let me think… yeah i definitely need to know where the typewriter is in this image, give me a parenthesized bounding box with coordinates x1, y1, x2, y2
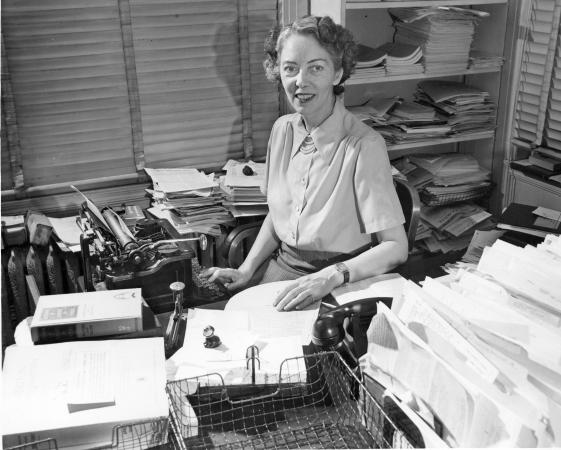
(74, 187, 213, 314)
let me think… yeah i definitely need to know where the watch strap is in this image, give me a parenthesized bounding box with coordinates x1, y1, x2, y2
(334, 262, 350, 284)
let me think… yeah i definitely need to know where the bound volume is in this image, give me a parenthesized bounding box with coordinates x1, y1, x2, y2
(30, 288, 143, 344)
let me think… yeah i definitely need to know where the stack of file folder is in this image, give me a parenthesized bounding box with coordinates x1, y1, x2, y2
(416, 80, 497, 134)
(361, 235, 561, 447)
(389, 7, 485, 73)
(364, 99, 451, 145)
(144, 168, 233, 236)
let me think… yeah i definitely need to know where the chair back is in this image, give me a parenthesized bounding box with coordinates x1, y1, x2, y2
(393, 177, 421, 252)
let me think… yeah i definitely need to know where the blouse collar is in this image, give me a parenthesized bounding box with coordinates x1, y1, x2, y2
(290, 97, 347, 163)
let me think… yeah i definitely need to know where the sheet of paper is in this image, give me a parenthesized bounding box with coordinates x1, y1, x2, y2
(225, 281, 320, 344)
(394, 280, 500, 383)
(48, 216, 82, 245)
(533, 206, 561, 222)
(383, 390, 449, 448)
(462, 229, 505, 264)
(67, 350, 115, 412)
(223, 161, 266, 188)
(331, 273, 405, 305)
(144, 168, 217, 193)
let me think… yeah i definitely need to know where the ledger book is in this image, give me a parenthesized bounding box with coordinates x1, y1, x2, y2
(30, 288, 143, 344)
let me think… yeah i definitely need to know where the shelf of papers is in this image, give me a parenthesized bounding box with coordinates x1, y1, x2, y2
(348, 67, 501, 85)
(345, 0, 507, 9)
(387, 129, 495, 158)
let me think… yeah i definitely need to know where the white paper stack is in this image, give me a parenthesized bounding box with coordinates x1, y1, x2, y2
(389, 7, 483, 73)
(2, 337, 169, 450)
(144, 167, 233, 235)
(361, 235, 561, 447)
(220, 160, 268, 218)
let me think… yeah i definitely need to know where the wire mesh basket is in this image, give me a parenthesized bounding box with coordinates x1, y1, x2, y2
(419, 183, 493, 206)
(167, 351, 413, 449)
(3, 418, 170, 450)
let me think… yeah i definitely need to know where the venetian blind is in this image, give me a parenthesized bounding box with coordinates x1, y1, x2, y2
(129, 0, 278, 169)
(1, 0, 137, 188)
(1, 0, 280, 194)
(544, 32, 561, 150)
(512, 0, 561, 148)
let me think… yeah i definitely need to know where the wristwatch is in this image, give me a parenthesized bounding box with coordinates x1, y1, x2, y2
(334, 262, 350, 285)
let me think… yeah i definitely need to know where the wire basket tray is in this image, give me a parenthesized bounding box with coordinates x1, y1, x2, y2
(4, 418, 170, 450)
(167, 351, 412, 449)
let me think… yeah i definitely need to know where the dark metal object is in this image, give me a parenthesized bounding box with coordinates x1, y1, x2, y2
(203, 325, 221, 348)
(165, 281, 185, 357)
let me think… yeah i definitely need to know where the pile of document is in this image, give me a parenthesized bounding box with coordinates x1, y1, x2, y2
(408, 153, 492, 206)
(468, 50, 505, 71)
(355, 42, 423, 78)
(361, 235, 561, 447)
(416, 80, 497, 134)
(144, 167, 233, 236)
(2, 337, 169, 450)
(363, 98, 452, 145)
(418, 202, 494, 253)
(389, 7, 487, 73)
(354, 43, 386, 79)
(219, 160, 268, 218)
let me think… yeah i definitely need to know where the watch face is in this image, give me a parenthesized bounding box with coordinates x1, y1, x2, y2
(203, 325, 215, 337)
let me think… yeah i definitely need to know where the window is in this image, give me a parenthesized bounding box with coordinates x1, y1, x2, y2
(1, 0, 279, 209)
(511, 0, 561, 151)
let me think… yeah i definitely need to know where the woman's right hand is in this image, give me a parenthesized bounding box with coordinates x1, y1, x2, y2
(198, 266, 252, 292)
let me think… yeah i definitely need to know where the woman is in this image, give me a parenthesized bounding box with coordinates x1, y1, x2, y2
(201, 15, 408, 311)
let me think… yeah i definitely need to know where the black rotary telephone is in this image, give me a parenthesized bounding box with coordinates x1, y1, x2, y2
(311, 297, 392, 371)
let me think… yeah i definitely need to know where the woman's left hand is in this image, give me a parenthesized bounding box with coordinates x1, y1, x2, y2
(273, 270, 340, 311)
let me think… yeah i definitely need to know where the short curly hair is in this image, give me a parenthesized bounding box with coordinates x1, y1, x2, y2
(263, 15, 358, 96)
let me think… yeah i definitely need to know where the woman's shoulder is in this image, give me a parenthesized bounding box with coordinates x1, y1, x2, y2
(342, 111, 386, 151)
(271, 112, 299, 131)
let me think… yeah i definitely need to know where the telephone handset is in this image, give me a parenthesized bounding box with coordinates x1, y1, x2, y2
(311, 297, 392, 371)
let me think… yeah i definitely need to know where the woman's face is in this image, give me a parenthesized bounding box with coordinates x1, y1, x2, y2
(279, 33, 343, 129)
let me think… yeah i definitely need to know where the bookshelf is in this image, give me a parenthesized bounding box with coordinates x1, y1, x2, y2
(310, 0, 515, 214)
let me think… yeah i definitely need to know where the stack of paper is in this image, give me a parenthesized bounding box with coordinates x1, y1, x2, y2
(418, 202, 493, 253)
(361, 235, 561, 447)
(356, 43, 387, 69)
(468, 50, 505, 71)
(389, 7, 484, 73)
(144, 167, 233, 236)
(416, 80, 497, 134)
(220, 160, 268, 218)
(379, 42, 424, 75)
(407, 153, 492, 208)
(348, 96, 402, 124)
(368, 100, 454, 145)
(2, 338, 169, 450)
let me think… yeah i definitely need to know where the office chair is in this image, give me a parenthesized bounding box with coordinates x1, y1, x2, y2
(220, 177, 420, 268)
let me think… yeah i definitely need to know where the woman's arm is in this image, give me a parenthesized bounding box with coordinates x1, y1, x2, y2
(201, 214, 281, 291)
(273, 224, 408, 311)
(237, 213, 280, 277)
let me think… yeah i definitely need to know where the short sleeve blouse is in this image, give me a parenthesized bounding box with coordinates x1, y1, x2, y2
(263, 98, 404, 254)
